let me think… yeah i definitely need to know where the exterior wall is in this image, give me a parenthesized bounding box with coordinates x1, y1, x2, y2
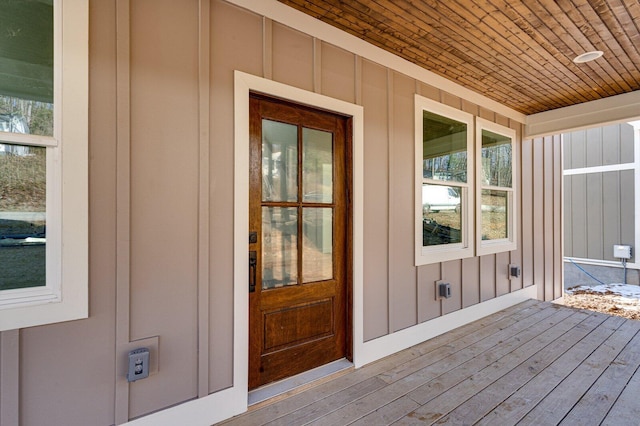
(564, 123, 636, 263)
(521, 134, 564, 302)
(563, 123, 638, 288)
(0, 0, 563, 425)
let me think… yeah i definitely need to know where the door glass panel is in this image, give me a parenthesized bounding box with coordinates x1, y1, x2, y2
(481, 189, 508, 240)
(302, 208, 332, 283)
(0, 143, 46, 290)
(302, 128, 333, 203)
(262, 207, 297, 289)
(262, 120, 297, 202)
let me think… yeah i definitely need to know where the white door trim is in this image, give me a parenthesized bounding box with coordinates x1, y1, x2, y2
(234, 71, 366, 416)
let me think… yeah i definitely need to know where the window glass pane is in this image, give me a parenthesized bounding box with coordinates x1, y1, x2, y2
(0, 0, 54, 137)
(481, 189, 508, 240)
(303, 208, 332, 283)
(262, 120, 297, 202)
(0, 143, 46, 290)
(422, 110, 467, 183)
(262, 207, 297, 289)
(302, 128, 332, 203)
(481, 129, 512, 188)
(422, 184, 462, 246)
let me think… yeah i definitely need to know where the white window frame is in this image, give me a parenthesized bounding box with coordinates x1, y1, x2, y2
(0, 0, 88, 331)
(415, 95, 474, 265)
(475, 118, 517, 256)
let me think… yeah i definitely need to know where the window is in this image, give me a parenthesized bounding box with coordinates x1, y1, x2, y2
(0, 0, 88, 331)
(415, 95, 474, 265)
(476, 118, 517, 255)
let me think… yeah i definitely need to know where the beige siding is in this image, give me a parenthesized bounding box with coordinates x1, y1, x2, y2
(272, 23, 314, 92)
(461, 257, 480, 308)
(417, 263, 441, 322)
(321, 43, 356, 103)
(442, 260, 463, 315)
(1, 1, 564, 424)
(361, 59, 390, 341)
(128, 0, 201, 415)
(480, 255, 496, 302)
(209, 0, 263, 394)
(496, 252, 511, 296)
(522, 135, 563, 302)
(521, 138, 534, 288)
(389, 72, 418, 332)
(510, 121, 524, 292)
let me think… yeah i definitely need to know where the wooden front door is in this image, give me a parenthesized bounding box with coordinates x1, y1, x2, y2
(248, 93, 350, 390)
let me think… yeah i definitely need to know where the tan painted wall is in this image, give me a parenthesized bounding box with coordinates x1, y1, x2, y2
(0, 0, 563, 424)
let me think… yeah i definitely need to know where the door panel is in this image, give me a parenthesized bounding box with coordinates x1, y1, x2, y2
(248, 94, 350, 390)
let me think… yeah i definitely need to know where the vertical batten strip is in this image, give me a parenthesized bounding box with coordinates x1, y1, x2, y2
(354, 56, 362, 106)
(415, 80, 421, 323)
(263, 17, 273, 79)
(512, 121, 523, 292)
(386, 69, 395, 332)
(554, 135, 563, 299)
(198, 0, 211, 399)
(115, 0, 131, 423)
(0, 331, 19, 426)
(313, 38, 321, 93)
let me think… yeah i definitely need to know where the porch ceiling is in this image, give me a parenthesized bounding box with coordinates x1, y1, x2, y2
(277, 0, 640, 115)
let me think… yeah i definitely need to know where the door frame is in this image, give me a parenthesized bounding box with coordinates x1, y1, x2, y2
(233, 71, 365, 402)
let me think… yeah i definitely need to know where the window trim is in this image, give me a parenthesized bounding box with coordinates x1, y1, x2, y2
(415, 95, 475, 265)
(475, 118, 517, 256)
(0, 0, 88, 330)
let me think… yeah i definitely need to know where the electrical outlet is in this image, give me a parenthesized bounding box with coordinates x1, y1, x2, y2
(509, 264, 521, 279)
(127, 348, 150, 382)
(436, 280, 451, 299)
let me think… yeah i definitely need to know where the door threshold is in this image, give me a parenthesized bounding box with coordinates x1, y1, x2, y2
(248, 358, 353, 407)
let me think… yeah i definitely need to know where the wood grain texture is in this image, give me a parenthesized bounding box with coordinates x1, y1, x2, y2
(248, 94, 349, 389)
(277, 0, 640, 114)
(223, 301, 640, 426)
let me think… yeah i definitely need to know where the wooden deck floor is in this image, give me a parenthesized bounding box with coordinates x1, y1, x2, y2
(220, 300, 640, 425)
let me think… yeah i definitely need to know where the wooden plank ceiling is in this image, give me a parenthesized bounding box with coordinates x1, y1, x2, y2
(277, 0, 640, 115)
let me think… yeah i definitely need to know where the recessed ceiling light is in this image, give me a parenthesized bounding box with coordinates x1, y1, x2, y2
(573, 51, 604, 63)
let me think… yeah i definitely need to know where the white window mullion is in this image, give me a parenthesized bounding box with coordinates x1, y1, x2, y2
(476, 118, 517, 256)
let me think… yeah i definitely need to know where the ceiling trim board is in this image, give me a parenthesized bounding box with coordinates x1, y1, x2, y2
(525, 90, 640, 139)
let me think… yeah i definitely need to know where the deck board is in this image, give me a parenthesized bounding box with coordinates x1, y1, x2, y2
(560, 327, 640, 425)
(424, 309, 592, 425)
(310, 305, 562, 425)
(219, 301, 640, 426)
(396, 309, 585, 424)
(517, 318, 640, 425)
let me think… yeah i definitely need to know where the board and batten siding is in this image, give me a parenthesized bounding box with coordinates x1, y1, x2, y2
(0, 0, 562, 425)
(564, 123, 636, 262)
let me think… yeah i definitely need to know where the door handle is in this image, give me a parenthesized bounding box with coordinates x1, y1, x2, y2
(249, 251, 257, 293)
